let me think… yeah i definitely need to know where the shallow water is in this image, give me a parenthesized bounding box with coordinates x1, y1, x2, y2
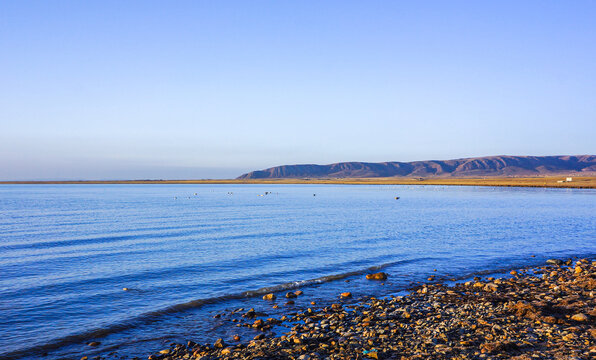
(0, 184, 594, 359)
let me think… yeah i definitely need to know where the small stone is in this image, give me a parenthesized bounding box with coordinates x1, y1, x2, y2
(509, 301, 537, 319)
(510, 270, 518, 276)
(267, 317, 280, 324)
(480, 341, 518, 354)
(159, 349, 170, 354)
(214, 338, 225, 348)
(285, 292, 297, 298)
(252, 319, 264, 328)
(574, 266, 583, 274)
(366, 272, 388, 280)
(285, 300, 295, 306)
(483, 283, 498, 292)
(571, 313, 588, 322)
(341, 292, 352, 299)
(435, 344, 452, 353)
(233, 335, 240, 341)
(262, 293, 276, 300)
(87, 342, 100, 347)
(294, 290, 304, 296)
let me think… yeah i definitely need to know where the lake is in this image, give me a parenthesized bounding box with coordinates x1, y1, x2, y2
(0, 184, 594, 359)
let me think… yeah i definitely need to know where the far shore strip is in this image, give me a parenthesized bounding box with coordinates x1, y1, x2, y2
(1, 176, 595, 189)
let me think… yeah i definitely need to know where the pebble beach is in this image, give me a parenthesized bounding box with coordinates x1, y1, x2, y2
(140, 258, 596, 360)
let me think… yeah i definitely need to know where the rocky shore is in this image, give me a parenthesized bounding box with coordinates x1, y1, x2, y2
(144, 259, 595, 360)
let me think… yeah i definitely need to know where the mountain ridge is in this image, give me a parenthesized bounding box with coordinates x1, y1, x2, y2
(237, 155, 596, 179)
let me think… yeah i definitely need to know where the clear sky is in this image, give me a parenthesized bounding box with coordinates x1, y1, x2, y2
(1, 1, 595, 180)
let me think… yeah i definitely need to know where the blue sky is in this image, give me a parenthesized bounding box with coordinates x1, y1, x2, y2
(1, 1, 595, 180)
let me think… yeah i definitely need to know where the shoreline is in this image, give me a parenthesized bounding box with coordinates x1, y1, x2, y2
(1, 176, 595, 189)
(140, 259, 595, 360)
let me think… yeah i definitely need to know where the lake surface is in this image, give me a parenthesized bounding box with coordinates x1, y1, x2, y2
(0, 184, 594, 359)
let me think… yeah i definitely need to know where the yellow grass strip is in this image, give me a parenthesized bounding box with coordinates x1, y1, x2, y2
(1, 176, 595, 189)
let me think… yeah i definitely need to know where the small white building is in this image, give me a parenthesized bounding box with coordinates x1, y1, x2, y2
(566, 177, 573, 182)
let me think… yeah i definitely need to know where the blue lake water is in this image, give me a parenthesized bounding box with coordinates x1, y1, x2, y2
(0, 184, 594, 359)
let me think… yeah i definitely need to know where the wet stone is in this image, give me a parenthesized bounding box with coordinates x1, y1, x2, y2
(262, 293, 276, 301)
(366, 272, 388, 281)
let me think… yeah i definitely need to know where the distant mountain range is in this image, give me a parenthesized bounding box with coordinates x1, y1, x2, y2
(238, 155, 596, 179)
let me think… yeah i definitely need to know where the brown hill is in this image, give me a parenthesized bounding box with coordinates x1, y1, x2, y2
(237, 155, 596, 179)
